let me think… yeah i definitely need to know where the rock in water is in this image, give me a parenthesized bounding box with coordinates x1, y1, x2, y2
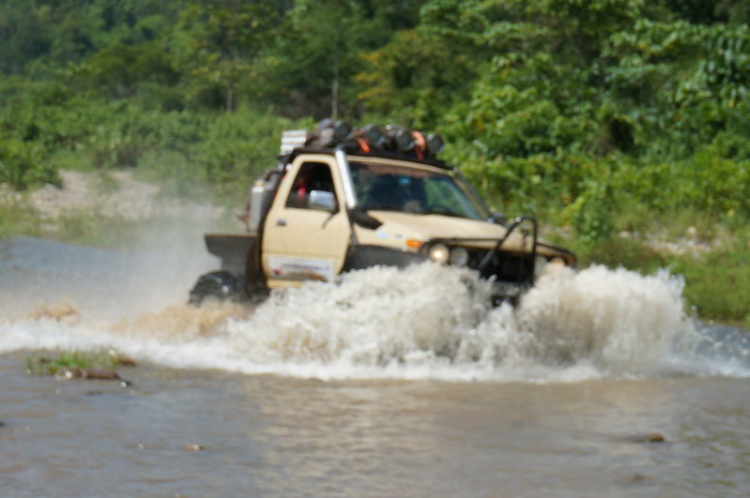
(55, 367, 132, 386)
(625, 473, 647, 483)
(625, 432, 666, 443)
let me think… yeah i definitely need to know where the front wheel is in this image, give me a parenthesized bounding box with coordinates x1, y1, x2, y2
(188, 271, 244, 305)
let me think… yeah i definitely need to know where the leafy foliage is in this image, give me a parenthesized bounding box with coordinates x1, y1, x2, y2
(673, 235, 750, 327)
(26, 349, 122, 376)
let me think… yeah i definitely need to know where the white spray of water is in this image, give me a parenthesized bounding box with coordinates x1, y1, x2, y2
(1, 262, 747, 382)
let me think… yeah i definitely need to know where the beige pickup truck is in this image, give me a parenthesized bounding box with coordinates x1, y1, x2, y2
(189, 121, 576, 305)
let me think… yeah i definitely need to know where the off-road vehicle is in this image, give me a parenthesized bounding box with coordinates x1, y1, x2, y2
(189, 120, 576, 305)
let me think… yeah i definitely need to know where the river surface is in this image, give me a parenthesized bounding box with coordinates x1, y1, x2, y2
(2, 236, 750, 497)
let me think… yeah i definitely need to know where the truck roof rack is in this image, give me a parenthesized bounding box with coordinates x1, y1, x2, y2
(281, 146, 452, 171)
(279, 121, 446, 164)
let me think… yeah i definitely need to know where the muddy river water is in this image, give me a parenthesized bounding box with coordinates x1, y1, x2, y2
(2, 236, 750, 497)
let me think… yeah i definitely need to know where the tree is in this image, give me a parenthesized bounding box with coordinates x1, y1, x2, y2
(170, 0, 279, 113)
(261, 0, 425, 119)
(0, 0, 51, 74)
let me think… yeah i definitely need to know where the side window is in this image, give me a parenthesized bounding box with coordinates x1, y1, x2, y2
(286, 162, 337, 209)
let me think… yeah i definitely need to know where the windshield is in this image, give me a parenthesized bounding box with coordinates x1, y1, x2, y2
(349, 161, 488, 220)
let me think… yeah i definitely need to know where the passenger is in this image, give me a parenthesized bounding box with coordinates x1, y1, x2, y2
(289, 174, 310, 208)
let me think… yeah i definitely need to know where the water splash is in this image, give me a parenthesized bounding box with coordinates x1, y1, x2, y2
(1, 262, 747, 382)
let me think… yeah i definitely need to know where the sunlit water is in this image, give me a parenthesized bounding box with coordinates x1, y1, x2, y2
(2, 236, 750, 496)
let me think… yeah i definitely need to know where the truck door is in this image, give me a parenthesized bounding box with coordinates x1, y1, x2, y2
(261, 155, 352, 287)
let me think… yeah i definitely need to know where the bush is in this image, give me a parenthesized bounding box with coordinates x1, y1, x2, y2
(673, 235, 750, 325)
(0, 139, 59, 190)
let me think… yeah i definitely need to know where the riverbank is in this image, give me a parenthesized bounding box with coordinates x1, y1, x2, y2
(0, 169, 228, 249)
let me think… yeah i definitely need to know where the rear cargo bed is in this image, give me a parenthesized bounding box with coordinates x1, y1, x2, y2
(204, 233, 256, 275)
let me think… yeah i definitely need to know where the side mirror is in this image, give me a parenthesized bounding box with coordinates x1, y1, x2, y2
(309, 190, 337, 212)
(489, 211, 506, 225)
(349, 208, 383, 230)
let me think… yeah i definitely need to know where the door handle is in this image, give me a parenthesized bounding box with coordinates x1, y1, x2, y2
(276, 219, 287, 227)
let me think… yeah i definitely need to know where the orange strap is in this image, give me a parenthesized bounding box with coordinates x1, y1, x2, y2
(356, 136, 371, 153)
(412, 131, 426, 160)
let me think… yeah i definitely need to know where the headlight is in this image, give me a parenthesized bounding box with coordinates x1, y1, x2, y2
(386, 125, 416, 151)
(334, 120, 353, 141)
(428, 243, 450, 264)
(426, 133, 445, 155)
(362, 124, 385, 148)
(550, 256, 566, 266)
(449, 246, 469, 266)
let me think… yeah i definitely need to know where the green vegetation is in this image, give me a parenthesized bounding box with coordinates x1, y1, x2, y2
(1, 0, 750, 324)
(0, 200, 42, 239)
(674, 237, 750, 326)
(25, 349, 124, 376)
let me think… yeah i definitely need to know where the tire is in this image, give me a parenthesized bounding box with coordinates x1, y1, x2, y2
(188, 271, 244, 305)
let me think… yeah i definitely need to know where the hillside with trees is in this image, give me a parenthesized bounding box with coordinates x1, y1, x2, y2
(1, 0, 749, 323)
